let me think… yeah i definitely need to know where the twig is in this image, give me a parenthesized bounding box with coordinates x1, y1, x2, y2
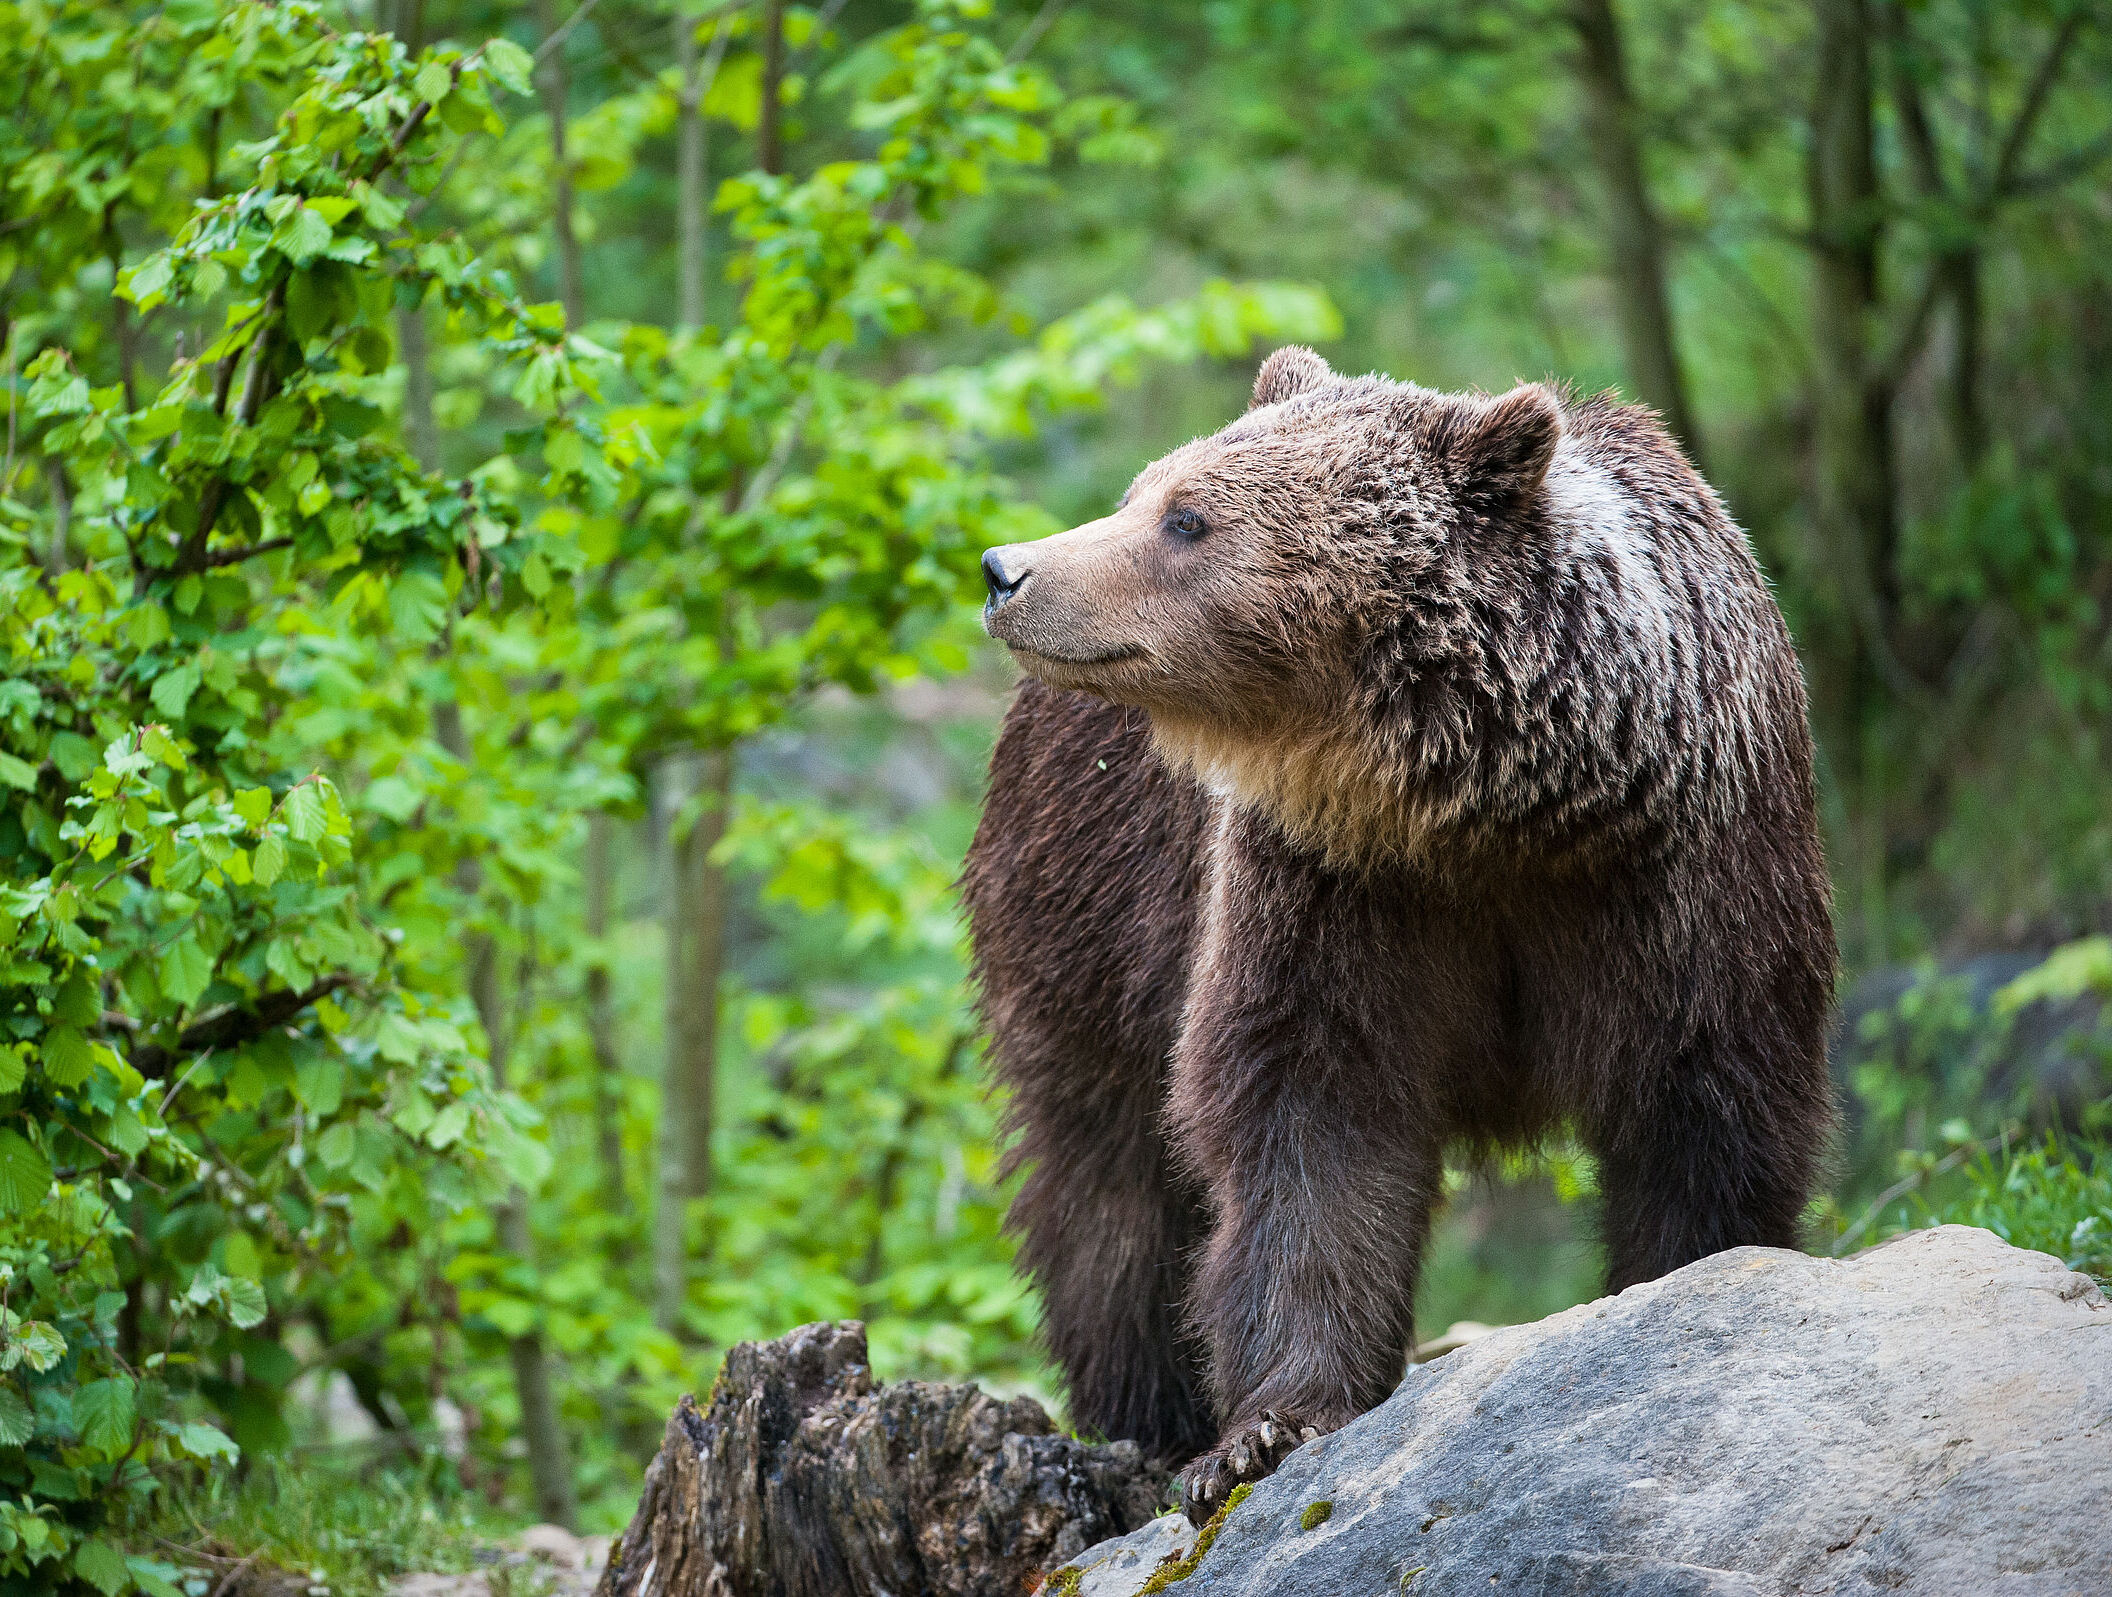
(3, 319, 16, 491)
(1876, 263, 1945, 390)
(536, 0, 605, 64)
(1831, 1137, 1993, 1257)
(157, 1048, 215, 1119)
(1986, 11, 2085, 202)
(737, 343, 842, 514)
(1006, 0, 1068, 63)
(201, 537, 294, 568)
(375, 43, 490, 182)
(208, 1549, 261, 1597)
(131, 975, 355, 1078)
(403, 133, 478, 224)
(2009, 124, 2112, 198)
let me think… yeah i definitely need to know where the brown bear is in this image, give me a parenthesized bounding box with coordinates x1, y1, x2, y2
(962, 347, 1836, 1522)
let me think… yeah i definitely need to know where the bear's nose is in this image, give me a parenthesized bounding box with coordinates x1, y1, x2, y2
(982, 547, 1028, 609)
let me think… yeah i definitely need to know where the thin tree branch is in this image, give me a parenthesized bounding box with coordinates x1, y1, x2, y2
(1831, 1134, 2001, 1256)
(130, 975, 356, 1079)
(2005, 122, 2112, 199)
(1877, 0, 1946, 199)
(201, 537, 293, 568)
(1006, 0, 1068, 63)
(374, 43, 490, 183)
(535, 0, 604, 64)
(402, 133, 478, 224)
(1875, 262, 1945, 390)
(1985, 10, 2085, 202)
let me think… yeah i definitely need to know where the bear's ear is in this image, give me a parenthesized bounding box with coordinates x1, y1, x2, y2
(1250, 346, 1333, 410)
(1451, 383, 1563, 506)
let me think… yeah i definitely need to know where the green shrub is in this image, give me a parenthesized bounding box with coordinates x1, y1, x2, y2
(1929, 1138, 2112, 1285)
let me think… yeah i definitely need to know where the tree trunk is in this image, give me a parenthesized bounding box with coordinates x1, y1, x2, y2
(398, 299, 438, 470)
(434, 701, 579, 1531)
(757, 0, 786, 177)
(594, 1322, 1163, 1597)
(1939, 247, 1986, 469)
(45, 459, 71, 574)
(392, 0, 439, 474)
(676, 11, 707, 331)
(537, 0, 586, 326)
(1565, 0, 1705, 467)
(1806, 0, 1897, 965)
(586, 810, 630, 1229)
(652, 750, 733, 1335)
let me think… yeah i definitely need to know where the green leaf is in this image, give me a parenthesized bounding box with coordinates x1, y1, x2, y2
(129, 1559, 187, 1597)
(48, 733, 97, 781)
(482, 1295, 537, 1338)
(0, 1386, 32, 1446)
(314, 1121, 356, 1170)
(252, 833, 287, 887)
(149, 663, 201, 719)
(174, 1421, 239, 1463)
(284, 783, 326, 844)
(264, 936, 311, 992)
(274, 205, 334, 266)
(41, 1026, 94, 1088)
(483, 37, 534, 95)
(72, 1379, 134, 1453)
(1995, 937, 2112, 1013)
(159, 936, 214, 1008)
(120, 254, 174, 307)
(426, 1100, 471, 1149)
(294, 1056, 344, 1116)
(234, 787, 273, 829)
(0, 1132, 52, 1214)
(73, 1537, 129, 1597)
(139, 724, 187, 769)
(414, 59, 453, 106)
(219, 1276, 268, 1330)
(0, 752, 37, 791)
(9, 1322, 65, 1374)
(361, 775, 421, 822)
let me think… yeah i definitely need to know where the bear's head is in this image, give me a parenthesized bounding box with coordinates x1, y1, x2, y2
(980, 347, 1568, 856)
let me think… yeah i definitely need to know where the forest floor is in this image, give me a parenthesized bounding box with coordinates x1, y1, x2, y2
(148, 1458, 607, 1597)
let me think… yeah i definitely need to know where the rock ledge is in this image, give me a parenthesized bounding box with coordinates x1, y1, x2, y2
(1058, 1226, 2112, 1597)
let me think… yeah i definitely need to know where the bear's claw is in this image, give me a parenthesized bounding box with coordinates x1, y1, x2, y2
(1178, 1411, 1318, 1525)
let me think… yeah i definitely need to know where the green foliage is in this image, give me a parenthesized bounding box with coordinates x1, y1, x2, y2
(148, 1450, 502, 1597)
(702, 798, 1034, 1380)
(0, 2, 589, 1581)
(1, 0, 1333, 1568)
(1823, 938, 2112, 1256)
(4, 0, 2106, 1570)
(1930, 1139, 2112, 1286)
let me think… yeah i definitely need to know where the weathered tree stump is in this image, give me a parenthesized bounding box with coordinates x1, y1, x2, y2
(595, 1321, 1166, 1597)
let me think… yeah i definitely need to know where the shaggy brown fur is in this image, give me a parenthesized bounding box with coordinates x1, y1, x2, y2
(962, 348, 1836, 1523)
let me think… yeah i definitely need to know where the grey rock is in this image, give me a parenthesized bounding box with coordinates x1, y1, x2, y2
(1064, 1514, 1190, 1596)
(1053, 1227, 2112, 1597)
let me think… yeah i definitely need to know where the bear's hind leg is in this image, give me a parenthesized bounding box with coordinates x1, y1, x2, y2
(1008, 1113, 1215, 1463)
(1591, 1031, 1828, 1292)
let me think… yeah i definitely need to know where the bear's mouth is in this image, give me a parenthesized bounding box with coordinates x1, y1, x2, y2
(1004, 642, 1145, 669)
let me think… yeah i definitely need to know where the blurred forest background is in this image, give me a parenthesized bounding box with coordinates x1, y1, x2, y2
(3, 0, 2111, 1589)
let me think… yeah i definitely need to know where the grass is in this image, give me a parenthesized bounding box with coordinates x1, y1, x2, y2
(138, 1449, 526, 1597)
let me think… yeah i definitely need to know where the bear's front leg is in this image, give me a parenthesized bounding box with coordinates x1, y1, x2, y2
(1165, 808, 1448, 1524)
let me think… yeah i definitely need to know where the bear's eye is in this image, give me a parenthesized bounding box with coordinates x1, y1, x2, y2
(1164, 507, 1209, 541)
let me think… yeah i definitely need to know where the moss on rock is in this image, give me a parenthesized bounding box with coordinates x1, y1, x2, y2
(1136, 1483, 1253, 1593)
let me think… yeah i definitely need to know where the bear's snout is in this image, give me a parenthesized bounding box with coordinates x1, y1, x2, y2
(982, 546, 1029, 612)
